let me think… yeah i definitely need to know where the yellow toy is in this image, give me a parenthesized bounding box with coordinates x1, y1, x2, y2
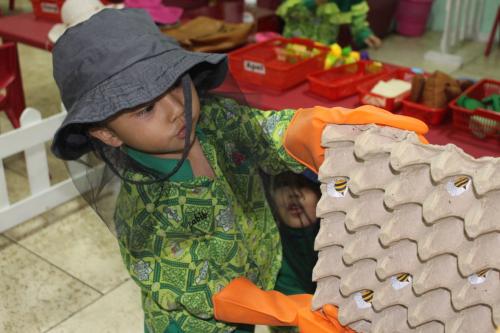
(275, 42, 322, 64)
(324, 43, 361, 70)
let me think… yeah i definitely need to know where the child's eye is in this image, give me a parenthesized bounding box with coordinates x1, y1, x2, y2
(136, 103, 155, 117)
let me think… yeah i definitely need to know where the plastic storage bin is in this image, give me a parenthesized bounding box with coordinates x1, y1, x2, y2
(401, 96, 449, 125)
(449, 79, 500, 139)
(228, 37, 328, 92)
(357, 68, 419, 112)
(31, 0, 64, 22)
(307, 61, 387, 101)
(396, 0, 434, 37)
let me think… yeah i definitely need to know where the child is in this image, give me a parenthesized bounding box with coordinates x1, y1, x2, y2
(277, 0, 382, 48)
(51, 8, 428, 333)
(263, 171, 321, 296)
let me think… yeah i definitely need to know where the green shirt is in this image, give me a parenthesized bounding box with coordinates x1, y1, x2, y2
(115, 97, 304, 333)
(277, 0, 373, 46)
(275, 223, 319, 296)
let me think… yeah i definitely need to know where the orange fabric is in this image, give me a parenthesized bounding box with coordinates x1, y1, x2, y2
(213, 277, 354, 332)
(283, 105, 430, 173)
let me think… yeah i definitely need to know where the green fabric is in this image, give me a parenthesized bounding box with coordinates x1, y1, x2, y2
(350, 1, 373, 47)
(127, 147, 194, 182)
(271, 224, 319, 333)
(275, 224, 319, 296)
(302, 0, 316, 10)
(275, 256, 308, 296)
(144, 321, 254, 333)
(116, 96, 304, 333)
(277, 0, 373, 46)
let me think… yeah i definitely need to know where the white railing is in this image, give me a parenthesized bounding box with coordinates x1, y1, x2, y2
(425, 0, 485, 71)
(440, 0, 484, 53)
(0, 108, 79, 233)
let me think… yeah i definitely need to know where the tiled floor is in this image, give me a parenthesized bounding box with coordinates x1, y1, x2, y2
(1, 1, 499, 332)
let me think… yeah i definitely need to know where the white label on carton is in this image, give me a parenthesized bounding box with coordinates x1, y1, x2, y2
(244, 60, 266, 75)
(390, 274, 412, 290)
(446, 176, 471, 197)
(353, 291, 372, 309)
(327, 177, 349, 198)
(41, 3, 59, 13)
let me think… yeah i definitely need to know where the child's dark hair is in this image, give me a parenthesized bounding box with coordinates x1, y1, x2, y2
(270, 171, 321, 199)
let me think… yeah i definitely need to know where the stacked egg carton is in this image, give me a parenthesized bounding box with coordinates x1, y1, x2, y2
(312, 124, 500, 333)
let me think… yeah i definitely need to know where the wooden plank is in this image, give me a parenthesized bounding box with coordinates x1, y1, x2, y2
(0, 161, 9, 209)
(21, 108, 51, 194)
(0, 109, 65, 159)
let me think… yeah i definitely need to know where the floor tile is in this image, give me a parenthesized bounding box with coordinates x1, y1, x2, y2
(0, 235, 12, 251)
(370, 32, 490, 74)
(0, 243, 100, 333)
(0, 112, 15, 134)
(3, 197, 87, 242)
(17, 43, 61, 118)
(4, 167, 29, 204)
(452, 48, 500, 80)
(46, 279, 143, 333)
(3, 152, 26, 177)
(42, 196, 89, 226)
(16, 205, 130, 294)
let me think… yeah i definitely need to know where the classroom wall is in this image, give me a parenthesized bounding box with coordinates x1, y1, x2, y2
(427, 0, 500, 41)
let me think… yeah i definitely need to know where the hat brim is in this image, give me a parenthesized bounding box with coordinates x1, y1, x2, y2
(52, 49, 227, 160)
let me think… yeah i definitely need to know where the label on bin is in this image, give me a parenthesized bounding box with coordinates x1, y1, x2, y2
(244, 61, 266, 75)
(41, 3, 59, 13)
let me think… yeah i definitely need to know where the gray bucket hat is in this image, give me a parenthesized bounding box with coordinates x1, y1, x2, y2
(51, 8, 227, 160)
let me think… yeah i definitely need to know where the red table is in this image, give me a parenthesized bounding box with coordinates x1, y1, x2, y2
(0, 13, 54, 50)
(234, 81, 500, 159)
(1, 13, 498, 158)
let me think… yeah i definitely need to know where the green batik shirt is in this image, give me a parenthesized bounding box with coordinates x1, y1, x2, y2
(115, 96, 305, 333)
(277, 0, 373, 46)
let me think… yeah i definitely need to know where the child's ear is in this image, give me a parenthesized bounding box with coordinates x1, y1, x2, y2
(88, 127, 123, 147)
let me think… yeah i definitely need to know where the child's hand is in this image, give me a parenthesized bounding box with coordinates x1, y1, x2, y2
(213, 277, 355, 332)
(364, 35, 382, 48)
(283, 105, 429, 173)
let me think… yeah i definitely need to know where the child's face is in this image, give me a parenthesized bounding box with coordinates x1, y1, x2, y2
(89, 81, 200, 158)
(272, 186, 319, 228)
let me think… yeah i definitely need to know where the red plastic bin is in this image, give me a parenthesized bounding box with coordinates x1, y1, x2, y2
(31, 0, 64, 22)
(401, 96, 449, 126)
(307, 61, 387, 101)
(449, 79, 500, 139)
(228, 37, 329, 92)
(357, 68, 420, 112)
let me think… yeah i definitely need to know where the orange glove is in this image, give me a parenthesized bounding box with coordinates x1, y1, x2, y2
(213, 277, 355, 333)
(283, 105, 429, 173)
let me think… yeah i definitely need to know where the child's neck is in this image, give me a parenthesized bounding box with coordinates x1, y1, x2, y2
(151, 138, 214, 179)
(187, 138, 215, 179)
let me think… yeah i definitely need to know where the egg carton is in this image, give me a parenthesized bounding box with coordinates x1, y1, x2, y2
(312, 124, 500, 332)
